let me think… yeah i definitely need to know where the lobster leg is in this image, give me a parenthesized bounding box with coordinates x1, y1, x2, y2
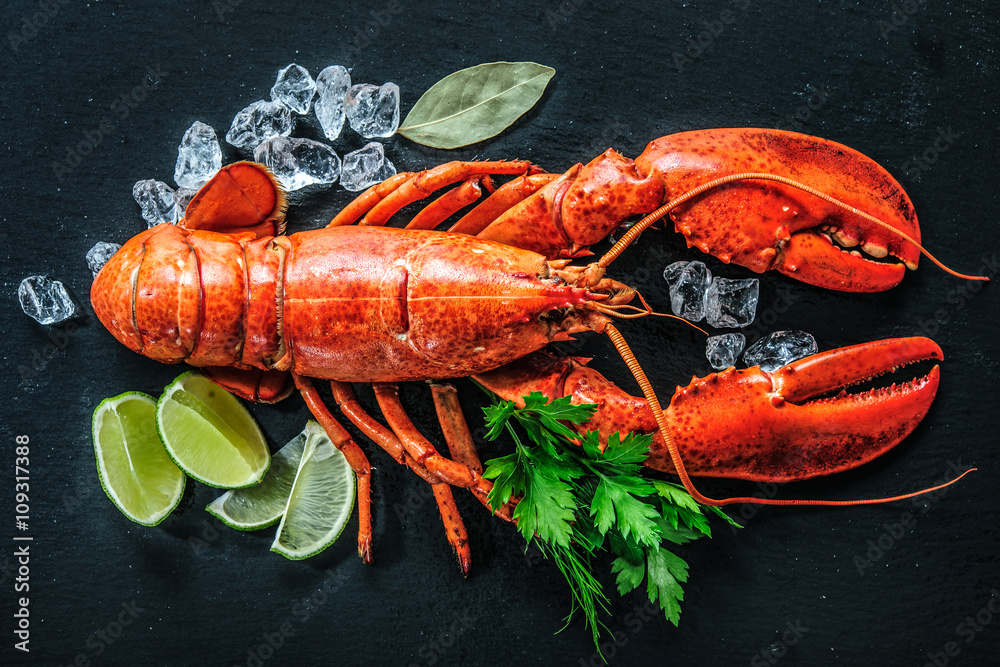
(293, 374, 374, 563)
(372, 383, 476, 575)
(330, 381, 513, 521)
(404, 177, 492, 230)
(447, 173, 560, 236)
(327, 161, 537, 228)
(429, 384, 485, 475)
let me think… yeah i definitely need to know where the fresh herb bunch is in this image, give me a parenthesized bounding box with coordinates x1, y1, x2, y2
(482, 391, 739, 651)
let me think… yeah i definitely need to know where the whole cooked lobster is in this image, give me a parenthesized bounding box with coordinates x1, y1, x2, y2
(91, 128, 978, 573)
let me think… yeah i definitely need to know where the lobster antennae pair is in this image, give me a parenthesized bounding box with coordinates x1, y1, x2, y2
(590, 289, 709, 335)
(597, 172, 989, 283)
(603, 322, 976, 508)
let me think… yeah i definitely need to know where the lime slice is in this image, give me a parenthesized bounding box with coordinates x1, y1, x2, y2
(93, 392, 185, 526)
(271, 421, 356, 560)
(156, 371, 269, 488)
(206, 425, 310, 531)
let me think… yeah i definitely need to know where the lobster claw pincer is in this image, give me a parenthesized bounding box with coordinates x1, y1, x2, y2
(663, 337, 942, 482)
(475, 337, 943, 484)
(633, 129, 922, 292)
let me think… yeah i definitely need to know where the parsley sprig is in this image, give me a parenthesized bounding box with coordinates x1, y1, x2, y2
(482, 391, 739, 652)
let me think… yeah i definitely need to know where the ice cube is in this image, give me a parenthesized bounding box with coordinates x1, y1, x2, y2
(705, 277, 759, 328)
(173, 187, 198, 219)
(663, 260, 712, 321)
(86, 242, 121, 277)
(270, 64, 316, 115)
(19, 276, 77, 325)
(743, 330, 818, 372)
(340, 142, 396, 192)
(705, 333, 746, 370)
(345, 83, 400, 138)
(225, 100, 294, 150)
(174, 121, 222, 189)
(133, 179, 178, 226)
(314, 65, 351, 141)
(254, 136, 341, 191)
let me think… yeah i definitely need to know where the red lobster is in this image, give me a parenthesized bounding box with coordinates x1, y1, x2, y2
(91, 128, 979, 573)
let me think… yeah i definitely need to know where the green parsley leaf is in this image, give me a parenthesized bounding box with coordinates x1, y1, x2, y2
(480, 391, 736, 653)
(646, 545, 689, 626)
(591, 480, 661, 546)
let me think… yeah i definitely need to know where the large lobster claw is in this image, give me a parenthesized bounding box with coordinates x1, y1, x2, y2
(475, 337, 942, 483)
(634, 129, 921, 292)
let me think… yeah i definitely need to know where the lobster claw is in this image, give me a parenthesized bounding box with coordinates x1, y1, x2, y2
(663, 337, 942, 482)
(475, 337, 942, 484)
(634, 129, 921, 292)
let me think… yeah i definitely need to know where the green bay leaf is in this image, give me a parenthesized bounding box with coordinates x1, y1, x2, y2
(398, 61, 555, 149)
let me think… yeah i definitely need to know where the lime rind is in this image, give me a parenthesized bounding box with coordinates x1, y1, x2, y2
(155, 371, 270, 489)
(207, 426, 310, 531)
(271, 421, 356, 560)
(93, 391, 186, 526)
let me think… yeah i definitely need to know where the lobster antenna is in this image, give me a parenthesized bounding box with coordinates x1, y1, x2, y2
(590, 289, 709, 335)
(603, 322, 976, 508)
(597, 173, 989, 282)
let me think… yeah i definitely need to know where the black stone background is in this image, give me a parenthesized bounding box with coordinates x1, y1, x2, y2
(1, 1, 998, 665)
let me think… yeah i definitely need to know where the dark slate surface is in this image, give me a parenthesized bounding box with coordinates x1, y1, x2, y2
(1, 1, 998, 665)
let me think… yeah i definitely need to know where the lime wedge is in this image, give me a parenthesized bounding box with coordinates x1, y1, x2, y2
(93, 392, 185, 526)
(271, 421, 356, 560)
(156, 371, 269, 488)
(206, 424, 310, 531)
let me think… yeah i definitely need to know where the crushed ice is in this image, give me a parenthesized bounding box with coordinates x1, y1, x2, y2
(345, 83, 400, 138)
(19, 276, 77, 325)
(340, 142, 396, 192)
(743, 330, 818, 372)
(86, 242, 121, 277)
(270, 64, 317, 115)
(706, 333, 746, 370)
(254, 136, 341, 191)
(174, 121, 222, 189)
